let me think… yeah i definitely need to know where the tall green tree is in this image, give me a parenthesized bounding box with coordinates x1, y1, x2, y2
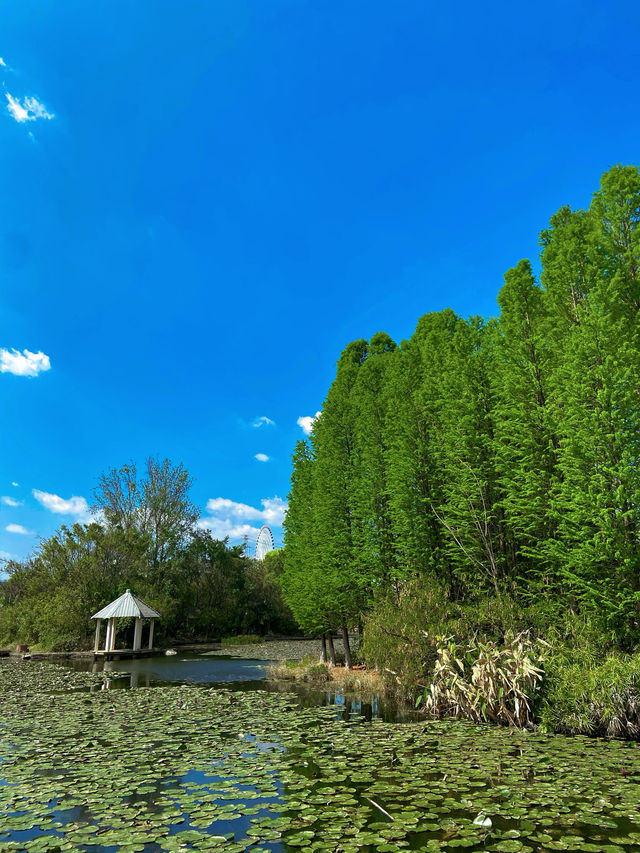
(351, 331, 399, 590)
(281, 440, 326, 634)
(312, 340, 370, 656)
(494, 260, 558, 587)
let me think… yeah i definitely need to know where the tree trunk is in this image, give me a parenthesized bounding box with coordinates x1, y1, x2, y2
(327, 633, 337, 667)
(320, 633, 327, 663)
(342, 624, 353, 670)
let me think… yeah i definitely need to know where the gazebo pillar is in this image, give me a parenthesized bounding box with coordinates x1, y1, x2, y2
(106, 617, 117, 652)
(148, 618, 155, 649)
(133, 617, 143, 651)
(94, 619, 102, 653)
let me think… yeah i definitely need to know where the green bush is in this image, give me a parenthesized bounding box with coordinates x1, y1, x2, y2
(537, 647, 640, 737)
(305, 663, 330, 684)
(221, 634, 262, 646)
(361, 579, 451, 698)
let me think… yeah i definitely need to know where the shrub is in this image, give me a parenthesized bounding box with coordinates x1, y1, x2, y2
(537, 647, 640, 737)
(221, 634, 262, 645)
(267, 660, 331, 685)
(361, 579, 451, 698)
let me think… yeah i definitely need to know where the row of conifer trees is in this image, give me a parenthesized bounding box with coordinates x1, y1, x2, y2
(281, 165, 640, 651)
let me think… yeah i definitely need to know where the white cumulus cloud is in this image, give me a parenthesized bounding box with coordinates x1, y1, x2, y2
(198, 495, 287, 543)
(252, 416, 275, 428)
(6, 93, 54, 123)
(297, 411, 321, 436)
(11, 482, 19, 487)
(33, 490, 88, 516)
(6, 523, 30, 535)
(32, 489, 102, 524)
(0, 348, 51, 377)
(254, 453, 269, 463)
(1, 496, 23, 507)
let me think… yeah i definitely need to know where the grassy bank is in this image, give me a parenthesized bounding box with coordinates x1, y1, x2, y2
(268, 658, 384, 694)
(264, 622, 640, 739)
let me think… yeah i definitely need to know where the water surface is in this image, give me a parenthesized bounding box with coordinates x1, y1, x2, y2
(62, 652, 410, 722)
(3, 656, 640, 852)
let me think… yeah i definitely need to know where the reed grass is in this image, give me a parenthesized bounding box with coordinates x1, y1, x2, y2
(418, 631, 545, 728)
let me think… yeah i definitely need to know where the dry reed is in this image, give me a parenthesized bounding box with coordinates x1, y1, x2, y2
(420, 631, 544, 728)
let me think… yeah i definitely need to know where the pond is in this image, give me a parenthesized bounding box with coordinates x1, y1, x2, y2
(1, 656, 640, 852)
(62, 652, 409, 724)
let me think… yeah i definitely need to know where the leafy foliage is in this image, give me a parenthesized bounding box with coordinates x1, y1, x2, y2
(420, 632, 545, 728)
(0, 460, 296, 649)
(283, 164, 640, 651)
(281, 165, 640, 729)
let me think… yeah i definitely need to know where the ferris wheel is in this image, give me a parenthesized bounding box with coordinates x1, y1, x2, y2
(255, 525, 275, 560)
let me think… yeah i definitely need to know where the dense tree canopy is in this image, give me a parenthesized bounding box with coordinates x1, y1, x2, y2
(281, 165, 640, 648)
(0, 459, 296, 650)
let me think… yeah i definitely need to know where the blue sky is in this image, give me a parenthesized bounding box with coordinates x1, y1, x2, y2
(2, 0, 640, 563)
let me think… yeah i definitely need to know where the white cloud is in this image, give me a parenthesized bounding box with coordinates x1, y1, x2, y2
(196, 518, 262, 540)
(204, 497, 263, 521)
(297, 411, 321, 436)
(6, 523, 30, 535)
(198, 495, 287, 543)
(11, 482, 19, 487)
(6, 93, 54, 123)
(31, 489, 103, 525)
(0, 550, 15, 561)
(0, 58, 6, 67)
(0, 348, 51, 377)
(252, 416, 275, 428)
(260, 497, 287, 526)
(1, 496, 23, 507)
(254, 453, 269, 463)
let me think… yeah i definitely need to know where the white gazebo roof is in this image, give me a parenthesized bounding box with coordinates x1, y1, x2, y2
(91, 589, 160, 620)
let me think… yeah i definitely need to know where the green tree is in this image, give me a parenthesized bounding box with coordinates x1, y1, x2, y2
(312, 339, 370, 664)
(0, 523, 148, 650)
(93, 457, 199, 572)
(350, 331, 399, 590)
(494, 259, 558, 588)
(281, 440, 326, 634)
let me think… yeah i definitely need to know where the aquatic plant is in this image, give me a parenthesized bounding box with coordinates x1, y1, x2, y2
(419, 631, 544, 728)
(4, 658, 640, 851)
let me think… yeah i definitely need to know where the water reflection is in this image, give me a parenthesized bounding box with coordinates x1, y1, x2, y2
(84, 653, 269, 685)
(62, 653, 415, 722)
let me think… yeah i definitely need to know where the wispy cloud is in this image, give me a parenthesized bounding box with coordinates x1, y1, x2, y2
(252, 416, 275, 428)
(11, 482, 19, 487)
(32, 489, 102, 525)
(0, 348, 51, 377)
(5, 523, 31, 535)
(6, 93, 54, 123)
(297, 411, 321, 436)
(1, 496, 23, 507)
(198, 496, 287, 542)
(0, 58, 6, 68)
(254, 453, 270, 463)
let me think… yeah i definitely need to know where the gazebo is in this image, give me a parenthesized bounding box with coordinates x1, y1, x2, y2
(91, 589, 160, 655)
